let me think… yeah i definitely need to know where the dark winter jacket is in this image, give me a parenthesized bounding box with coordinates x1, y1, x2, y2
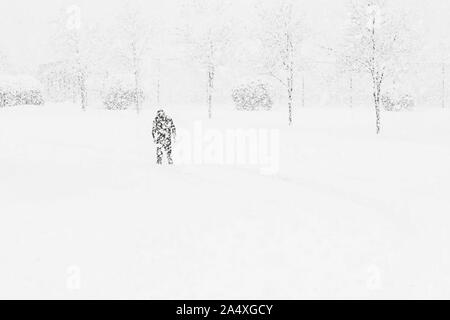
(152, 111, 176, 145)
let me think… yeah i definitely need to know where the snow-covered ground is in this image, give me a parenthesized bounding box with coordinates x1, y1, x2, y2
(1, 103, 450, 299)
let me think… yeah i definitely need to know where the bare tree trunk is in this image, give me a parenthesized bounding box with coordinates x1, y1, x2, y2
(75, 51, 86, 110)
(286, 32, 294, 126)
(373, 81, 382, 135)
(156, 58, 161, 106)
(288, 88, 293, 125)
(75, 39, 87, 111)
(79, 69, 87, 111)
(370, 15, 381, 134)
(134, 69, 140, 114)
(156, 79, 160, 106)
(207, 65, 214, 119)
(375, 100, 381, 134)
(131, 41, 140, 114)
(81, 80, 87, 111)
(287, 69, 294, 126)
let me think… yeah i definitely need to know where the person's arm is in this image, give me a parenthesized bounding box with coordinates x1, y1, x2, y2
(152, 119, 157, 141)
(171, 119, 176, 141)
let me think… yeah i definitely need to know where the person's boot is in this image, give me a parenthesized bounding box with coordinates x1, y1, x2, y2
(167, 152, 173, 165)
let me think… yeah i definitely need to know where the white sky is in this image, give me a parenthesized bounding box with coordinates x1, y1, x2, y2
(1, 0, 450, 71)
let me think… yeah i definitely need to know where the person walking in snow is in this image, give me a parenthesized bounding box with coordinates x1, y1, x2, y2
(152, 109, 176, 165)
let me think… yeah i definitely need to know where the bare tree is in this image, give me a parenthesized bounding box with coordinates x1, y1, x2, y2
(181, 0, 232, 119)
(52, 5, 97, 111)
(150, 19, 168, 107)
(330, 49, 359, 109)
(115, 4, 152, 114)
(258, 0, 306, 126)
(437, 42, 450, 109)
(342, 0, 411, 134)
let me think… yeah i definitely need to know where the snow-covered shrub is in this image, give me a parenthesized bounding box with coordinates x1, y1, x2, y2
(15, 90, 45, 106)
(0, 75, 44, 108)
(103, 87, 144, 110)
(232, 81, 273, 111)
(381, 94, 414, 112)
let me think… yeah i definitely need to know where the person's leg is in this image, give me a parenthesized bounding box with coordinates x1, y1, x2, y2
(156, 146, 163, 164)
(166, 146, 173, 165)
(162, 140, 172, 165)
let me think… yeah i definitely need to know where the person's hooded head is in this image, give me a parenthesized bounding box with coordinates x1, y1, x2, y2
(156, 109, 165, 118)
